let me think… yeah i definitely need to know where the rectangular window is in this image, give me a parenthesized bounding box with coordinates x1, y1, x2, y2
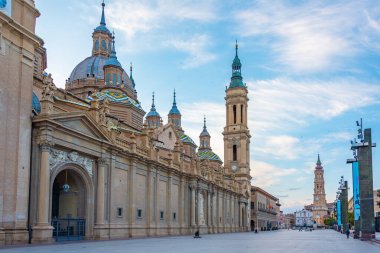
(113, 74, 117, 85)
(137, 209, 142, 219)
(117, 208, 123, 217)
(173, 212, 176, 221)
(160, 211, 164, 220)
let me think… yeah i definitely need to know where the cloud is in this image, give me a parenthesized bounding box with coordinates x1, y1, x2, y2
(234, 0, 380, 72)
(251, 160, 297, 188)
(288, 187, 301, 191)
(164, 34, 217, 68)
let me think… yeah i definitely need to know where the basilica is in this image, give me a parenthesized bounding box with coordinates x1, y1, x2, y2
(0, 1, 251, 244)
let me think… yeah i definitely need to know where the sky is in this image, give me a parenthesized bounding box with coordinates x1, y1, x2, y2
(35, 0, 380, 213)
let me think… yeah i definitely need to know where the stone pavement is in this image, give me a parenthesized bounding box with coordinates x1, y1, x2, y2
(1, 229, 379, 253)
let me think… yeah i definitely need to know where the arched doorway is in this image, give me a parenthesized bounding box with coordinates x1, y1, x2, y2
(51, 166, 91, 241)
(251, 220, 255, 231)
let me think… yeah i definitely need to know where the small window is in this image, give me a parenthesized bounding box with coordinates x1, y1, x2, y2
(233, 105, 237, 124)
(169, 132, 172, 139)
(173, 212, 176, 221)
(241, 104, 243, 123)
(117, 208, 123, 217)
(233, 145, 237, 161)
(101, 39, 106, 50)
(160, 211, 164, 220)
(137, 209, 142, 219)
(95, 40, 99, 50)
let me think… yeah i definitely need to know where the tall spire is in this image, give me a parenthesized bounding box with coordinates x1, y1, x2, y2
(104, 32, 122, 68)
(151, 92, 156, 110)
(94, 1, 111, 35)
(235, 40, 238, 57)
(169, 89, 181, 115)
(229, 40, 244, 89)
(129, 62, 136, 88)
(100, 1, 106, 26)
(316, 154, 323, 169)
(200, 115, 210, 137)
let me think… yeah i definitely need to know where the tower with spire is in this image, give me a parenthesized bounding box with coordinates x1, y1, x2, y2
(312, 154, 328, 226)
(103, 33, 123, 87)
(92, 1, 113, 57)
(145, 92, 161, 129)
(168, 90, 181, 129)
(199, 116, 211, 150)
(222, 41, 251, 230)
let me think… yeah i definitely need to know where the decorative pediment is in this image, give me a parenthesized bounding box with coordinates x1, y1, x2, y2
(51, 113, 111, 142)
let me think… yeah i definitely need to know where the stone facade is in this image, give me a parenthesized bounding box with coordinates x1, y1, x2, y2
(295, 209, 313, 227)
(250, 186, 279, 231)
(0, 1, 251, 245)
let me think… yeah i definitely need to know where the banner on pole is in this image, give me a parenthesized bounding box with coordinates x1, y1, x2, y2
(352, 161, 360, 221)
(337, 199, 341, 226)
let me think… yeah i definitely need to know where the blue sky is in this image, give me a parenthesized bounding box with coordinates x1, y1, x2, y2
(35, 0, 380, 212)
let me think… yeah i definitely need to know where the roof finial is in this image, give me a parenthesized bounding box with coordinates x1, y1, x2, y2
(235, 40, 238, 57)
(203, 115, 207, 130)
(130, 62, 133, 77)
(173, 89, 177, 105)
(317, 154, 322, 166)
(100, 0, 106, 26)
(152, 92, 155, 109)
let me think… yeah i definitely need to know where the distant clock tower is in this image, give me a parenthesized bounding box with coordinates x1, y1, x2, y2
(312, 154, 328, 226)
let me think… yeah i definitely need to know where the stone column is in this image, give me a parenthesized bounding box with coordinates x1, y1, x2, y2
(32, 142, 54, 243)
(146, 165, 152, 236)
(153, 168, 159, 236)
(216, 189, 220, 232)
(128, 159, 136, 237)
(96, 159, 106, 225)
(166, 172, 172, 235)
(190, 185, 196, 227)
(178, 177, 184, 234)
(207, 190, 212, 232)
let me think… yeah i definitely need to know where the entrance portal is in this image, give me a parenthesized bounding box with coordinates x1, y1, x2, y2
(51, 169, 87, 241)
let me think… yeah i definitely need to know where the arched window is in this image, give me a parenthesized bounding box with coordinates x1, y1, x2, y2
(95, 40, 99, 50)
(113, 74, 117, 85)
(101, 40, 106, 50)
(241, 104, 243, 123)
(108, 41, 111, 52)
(169, 132, 172, 139)
(233, 105, 237, 124)
(233, 145, 237, 161)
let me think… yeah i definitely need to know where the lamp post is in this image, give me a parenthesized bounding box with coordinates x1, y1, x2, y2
(339, 177, 349, 235)
(348, 118, 376, 240)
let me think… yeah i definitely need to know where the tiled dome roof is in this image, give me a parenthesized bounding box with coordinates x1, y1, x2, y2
(197, 150, 222, 162)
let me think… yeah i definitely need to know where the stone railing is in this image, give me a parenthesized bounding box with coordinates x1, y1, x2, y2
(136, 146, 149, 157)
(115, 138, 131, 151)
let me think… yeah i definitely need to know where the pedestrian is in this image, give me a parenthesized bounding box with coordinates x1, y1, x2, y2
(346, 227, 350, 239)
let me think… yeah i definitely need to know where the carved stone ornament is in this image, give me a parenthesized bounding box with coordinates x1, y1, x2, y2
(42, 73, 57, 102)
(49, 148, 94, 176)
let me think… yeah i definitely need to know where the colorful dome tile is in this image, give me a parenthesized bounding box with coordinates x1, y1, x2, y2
(89, 90, 143, 111)
(177, 131, 196, 146)
(197, 150, 222, 162)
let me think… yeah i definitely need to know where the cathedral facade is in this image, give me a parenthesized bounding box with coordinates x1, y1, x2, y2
(0, 1, 251, 245)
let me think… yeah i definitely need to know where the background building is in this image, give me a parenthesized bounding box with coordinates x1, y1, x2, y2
(250, 186, 279, 231)
(295, 209, 313, 227)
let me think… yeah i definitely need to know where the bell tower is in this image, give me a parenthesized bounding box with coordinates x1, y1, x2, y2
(223, 41, 251, 188)
(312, 154, 328, 226)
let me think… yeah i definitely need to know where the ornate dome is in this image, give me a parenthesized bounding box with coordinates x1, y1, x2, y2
(88, 89, 143, 111)
(69, 56, 132, 86)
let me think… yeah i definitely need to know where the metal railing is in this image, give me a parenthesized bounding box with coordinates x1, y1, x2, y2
(51, 218, 86, 241)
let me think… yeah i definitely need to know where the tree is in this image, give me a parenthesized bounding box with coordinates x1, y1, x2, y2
(348, 212, 354, 226)
(324, 217, 335, 227)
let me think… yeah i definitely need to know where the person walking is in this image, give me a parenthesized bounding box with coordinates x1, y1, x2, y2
(346, 227, 350, 239)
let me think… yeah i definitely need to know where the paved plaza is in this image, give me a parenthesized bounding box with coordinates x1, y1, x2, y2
(1, 230, 379, 253)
